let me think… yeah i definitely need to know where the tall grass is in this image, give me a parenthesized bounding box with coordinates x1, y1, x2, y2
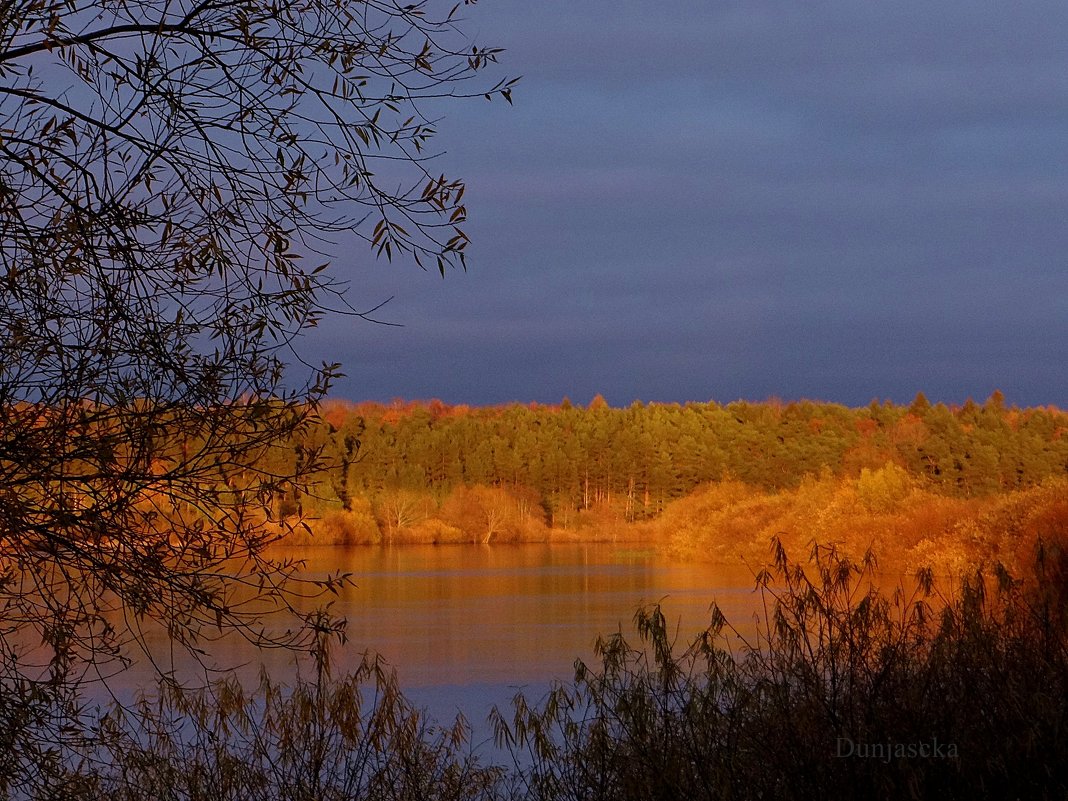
(492, 539, 1068, 800)
(6, 539, 1068, 800)
(3, 636, 505, 801)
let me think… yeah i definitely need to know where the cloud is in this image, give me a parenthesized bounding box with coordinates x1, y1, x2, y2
(316, 0, 1068, 407)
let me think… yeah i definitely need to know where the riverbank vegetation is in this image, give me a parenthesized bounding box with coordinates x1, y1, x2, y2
(14, 541, 1067, 800)
(277, 393, 1068, 575)
(491, 540, 1068, 800)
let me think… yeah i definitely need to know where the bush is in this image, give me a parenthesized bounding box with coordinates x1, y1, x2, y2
(441, 485, 549, 544)
(855, 463, 914, 513)
(274, 496, 383, 546)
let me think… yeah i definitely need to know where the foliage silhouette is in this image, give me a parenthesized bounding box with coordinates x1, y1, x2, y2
(0, 0, 511, 786)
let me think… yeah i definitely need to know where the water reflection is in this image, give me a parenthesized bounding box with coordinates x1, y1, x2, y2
(293, 543, 760, 688)
(115, 544, 764, 733)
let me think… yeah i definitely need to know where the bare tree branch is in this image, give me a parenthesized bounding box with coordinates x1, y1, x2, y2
(0, 0, 514, 778)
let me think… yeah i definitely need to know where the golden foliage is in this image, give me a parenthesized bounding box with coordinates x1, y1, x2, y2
(653, 473, 1068, 577)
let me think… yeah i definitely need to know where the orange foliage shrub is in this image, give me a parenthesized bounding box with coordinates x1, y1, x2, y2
(274, 497, 383, 546)
(440, 484, 549, 544)
(654, 473, 1068, 577)
(313, 507, 382, 546)
(558, 501, 650, 543)
(397, 518, 467, 545)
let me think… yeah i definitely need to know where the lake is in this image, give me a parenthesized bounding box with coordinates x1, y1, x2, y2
(293, 544, 759, 733)
(125, 543, 768, 749)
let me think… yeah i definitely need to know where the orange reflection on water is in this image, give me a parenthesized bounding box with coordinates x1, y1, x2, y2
(285, 543, 761, 688)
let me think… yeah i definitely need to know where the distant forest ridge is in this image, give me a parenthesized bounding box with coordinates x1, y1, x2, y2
(309, 390, 1066, 501)
(278, 392, 1068, 566)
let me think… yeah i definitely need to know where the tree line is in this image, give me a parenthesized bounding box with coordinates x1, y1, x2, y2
(287, 391, 1068, 530)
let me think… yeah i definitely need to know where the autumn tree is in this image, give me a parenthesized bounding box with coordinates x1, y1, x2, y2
(0, 0, 511, 786)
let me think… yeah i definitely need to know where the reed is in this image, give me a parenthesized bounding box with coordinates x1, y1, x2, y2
(6, 539, 1067, 800)
(493, 538, 1068, 800)
(4, 646, 505, 801)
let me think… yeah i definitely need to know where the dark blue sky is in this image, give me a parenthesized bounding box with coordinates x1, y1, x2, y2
(307, 1, 1068, 408)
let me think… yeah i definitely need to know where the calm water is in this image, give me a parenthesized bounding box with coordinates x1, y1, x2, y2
(300, 544, 760, 732)
(310, 544, 759, 684)
(127, 544, 766, 743)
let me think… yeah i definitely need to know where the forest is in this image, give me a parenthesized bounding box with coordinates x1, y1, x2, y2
(28, 391, 1067, 800)
(278, 391, 1068, 574)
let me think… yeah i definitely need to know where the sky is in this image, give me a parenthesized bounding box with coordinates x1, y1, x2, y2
(307, 0, 1068, 408)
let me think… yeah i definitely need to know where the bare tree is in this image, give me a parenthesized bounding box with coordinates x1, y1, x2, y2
(375, 487, 426, 542)
(0, 0, 512, 779)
